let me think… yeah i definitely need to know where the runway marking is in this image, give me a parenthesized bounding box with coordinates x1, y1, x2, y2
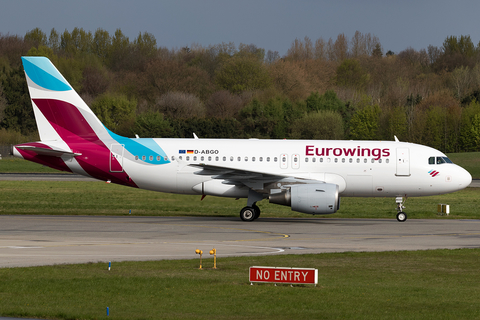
(3, 216, 291, 242)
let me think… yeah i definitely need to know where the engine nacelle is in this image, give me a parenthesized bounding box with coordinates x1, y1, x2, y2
(269, 183, 339, 215)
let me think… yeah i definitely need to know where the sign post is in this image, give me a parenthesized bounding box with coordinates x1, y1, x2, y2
(249, 266, 318, 286)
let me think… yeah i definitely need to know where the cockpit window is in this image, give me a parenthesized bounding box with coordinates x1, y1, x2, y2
(430, 156, 453, 165)
(436, 157, 452, 164)
(436, 157, 446, 164)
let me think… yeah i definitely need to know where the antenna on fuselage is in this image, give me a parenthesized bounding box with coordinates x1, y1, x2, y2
(394, 135, 400, 142)
(193, 133, 199, 139)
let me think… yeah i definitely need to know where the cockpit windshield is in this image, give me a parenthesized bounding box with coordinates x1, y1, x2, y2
(428, 156, 453, 165)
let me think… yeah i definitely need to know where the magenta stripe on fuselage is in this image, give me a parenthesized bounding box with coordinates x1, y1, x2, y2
(33, 98, 138, 188)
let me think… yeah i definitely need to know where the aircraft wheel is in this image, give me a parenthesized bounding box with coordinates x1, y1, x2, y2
(396, 211, 407, 222)
(252, 204, 261, 220)
(240, 207, 256, 221)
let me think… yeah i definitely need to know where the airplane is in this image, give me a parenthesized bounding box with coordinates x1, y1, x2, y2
(13, 57, 472, 222)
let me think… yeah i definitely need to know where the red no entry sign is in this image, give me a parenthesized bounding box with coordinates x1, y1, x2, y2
(249, 266, 318, 285)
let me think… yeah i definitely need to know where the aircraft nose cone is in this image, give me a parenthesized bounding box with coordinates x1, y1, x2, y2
(457, 166, 472, 188)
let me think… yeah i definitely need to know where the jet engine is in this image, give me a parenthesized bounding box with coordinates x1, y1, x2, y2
(269, 183, 339, 214)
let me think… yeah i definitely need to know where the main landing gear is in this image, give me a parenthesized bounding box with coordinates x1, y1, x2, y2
(240, 204, 261, 221)
(395, 196, 407, 222)
(240, 189, 263, 222)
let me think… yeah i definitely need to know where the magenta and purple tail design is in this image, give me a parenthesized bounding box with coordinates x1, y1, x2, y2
(13, 57, 159, 187)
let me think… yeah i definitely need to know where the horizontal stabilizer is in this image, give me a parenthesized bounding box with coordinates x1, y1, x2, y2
(15, 145, 81, 157)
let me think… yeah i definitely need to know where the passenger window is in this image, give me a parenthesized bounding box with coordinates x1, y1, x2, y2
(238, 157, 241, 161)
(313, 158, 316, 163)
(349, 158, 353, 163)
(142, 156, 146, 161)
(193, 156, 197, 161)
(356, 158, 360, 163)
(156, 156, 160, 161)
(274, 157, 278, 162)
(201, 156, 204, 161)
(230, 156, 234, 161)
(186, 156, 190, 161)
(342, 158, 345, 163)
(282, 156, 286, 162)
(364, 158, 367, 163)
(259, 157, 263, 162)
(208, 156, 212, 161)
(379, 159, 382, 163)
(149, 155, 153, 161)
(215, 156, 219, 161)
(179, 156, 182, 160)
(171, 156, 175, 161)
(371, 158, 374, 163)
(305, 158, 309, 163)
(135, 156, 138, 160)
(267, 157, 270, 162)
(223, 156, 226, 161)
(386, 159, 389, 163)
(244, 156, 248, 161)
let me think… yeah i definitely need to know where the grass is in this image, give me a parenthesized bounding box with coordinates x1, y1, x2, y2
(1, 249, 480, 319)
(0, 180, 479, 219)
(447, 151, 480, 179)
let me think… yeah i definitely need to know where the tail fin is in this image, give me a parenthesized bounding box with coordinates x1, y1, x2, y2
(21, 57, 109, 143)
(14, 57, 168, 186)
(14, 57, 136, 185)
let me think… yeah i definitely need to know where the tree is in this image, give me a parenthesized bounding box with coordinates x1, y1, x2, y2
(48, 28, 60, 52)
(215, 54, 272, 94)
(459, 100, 480, 151)
(132, 111, 173, 138)
(155, 92, 204, 119)
(336, 59, 369, 90)
(349, 97, 381, 140)
(90, 93, 137, 136)
(205, 90, 245, 118)
(0, 65, 35, 135)
(92, 28, 111, 61)
(268, 60, 311, 101)
(290, 110, 344, 140)
(24, 28, 47, 47)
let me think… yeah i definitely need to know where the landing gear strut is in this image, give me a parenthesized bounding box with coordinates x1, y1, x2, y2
(395, 196, 407, 222)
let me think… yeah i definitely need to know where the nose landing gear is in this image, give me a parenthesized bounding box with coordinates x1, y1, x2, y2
(396, 196, 407, 222)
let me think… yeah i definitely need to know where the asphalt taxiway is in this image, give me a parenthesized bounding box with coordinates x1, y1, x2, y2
(1, 215, 480, 268)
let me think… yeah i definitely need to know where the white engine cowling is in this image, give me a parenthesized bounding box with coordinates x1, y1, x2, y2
(269, 183, 339, 215)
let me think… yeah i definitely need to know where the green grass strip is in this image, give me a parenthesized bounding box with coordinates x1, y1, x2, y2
(1, 180, 479, 219)
(1, 249, 480, 319)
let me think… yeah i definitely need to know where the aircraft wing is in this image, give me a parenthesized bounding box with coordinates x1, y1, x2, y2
(189, 163, 320, 190)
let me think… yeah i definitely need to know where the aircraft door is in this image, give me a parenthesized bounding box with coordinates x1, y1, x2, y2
(396, 148, 410, 176)
(110, 144, 124, 172)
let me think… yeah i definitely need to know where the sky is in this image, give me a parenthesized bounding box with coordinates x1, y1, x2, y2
(1, 0, 480, 56)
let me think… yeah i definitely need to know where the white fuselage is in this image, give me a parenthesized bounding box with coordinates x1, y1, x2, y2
(106, 138, 471, 199)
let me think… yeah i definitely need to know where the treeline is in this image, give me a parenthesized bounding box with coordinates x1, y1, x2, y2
(1, 28, 480, 153)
